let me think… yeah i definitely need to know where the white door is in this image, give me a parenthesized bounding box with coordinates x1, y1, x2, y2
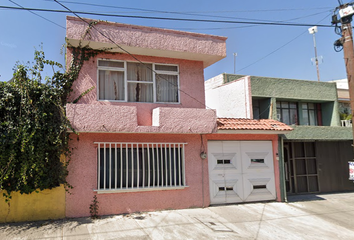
(208, 141, 276, 204)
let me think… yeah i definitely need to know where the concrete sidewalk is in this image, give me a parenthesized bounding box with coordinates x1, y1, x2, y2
(1, 192, 354, 239)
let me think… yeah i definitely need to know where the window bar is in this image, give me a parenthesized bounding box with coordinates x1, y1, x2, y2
(147, 143, 151, 188)
(152, 143, 155, 187)
(142, 144, 145, 189)
(131, 143, 134, 189)
(156, 143, 159, 187)
(126, 146, 128, 189)
(109, 143, 112, 190)
(182, 145, 186, 186)
(164, 144, 168, 186)
(178, 144, 181, 187)
(97, 143, 100, 190)
(104, 143, 106, 190)
(115, 143, 117, 189)
(120, 143, 123, 189)
(169, 144, 172, 187)
(160, 145, 164, 187)
(137, 143, 140, 189)
(173, 144, 176, 187)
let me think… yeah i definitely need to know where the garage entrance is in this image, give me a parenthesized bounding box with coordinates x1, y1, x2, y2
(208, 141, 276, 204)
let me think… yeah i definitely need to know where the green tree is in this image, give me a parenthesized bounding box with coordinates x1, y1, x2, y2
(0, 45, 96, 201)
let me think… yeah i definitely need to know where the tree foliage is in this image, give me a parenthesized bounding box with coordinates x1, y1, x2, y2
(0, 45, 97, 200)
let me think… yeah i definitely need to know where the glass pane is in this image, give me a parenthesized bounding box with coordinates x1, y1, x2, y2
(282, 109, 290, 125)
(309, 110, 317, 125)
(98, 60, 124, 68)
(156, 74, 178, 102)
(127, 62, 153, 82)
(128, 83, 153, 102)
(276, 102, 280, 108)
(308, 103, 315, 109)
(290, 109, 298, 125)
(155, 64, 178, 72)
(281, 102, 289, 108)
(99, 70, 125, 100)
(289, 102, 297, 109)
(302, 109, 309, 125)
(251, 159, 264, 163)
(302, 103, 308, 110)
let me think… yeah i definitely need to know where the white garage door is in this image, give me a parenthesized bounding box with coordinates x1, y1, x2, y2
(208, 141, 276, 204)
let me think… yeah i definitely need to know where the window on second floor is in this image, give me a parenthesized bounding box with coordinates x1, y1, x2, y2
(98, 60, 179, 103)
(301, 103, 317, 126)
(276, 101, 321, 126)
(277, 101, 298, 125)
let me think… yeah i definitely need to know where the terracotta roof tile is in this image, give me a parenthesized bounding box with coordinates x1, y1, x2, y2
(217, 118, 293, 131)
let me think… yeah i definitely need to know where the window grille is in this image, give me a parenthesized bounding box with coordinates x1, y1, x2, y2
(95, 142, 186, 192)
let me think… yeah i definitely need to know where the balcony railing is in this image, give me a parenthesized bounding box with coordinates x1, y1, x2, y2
(341, 120, 352, 127)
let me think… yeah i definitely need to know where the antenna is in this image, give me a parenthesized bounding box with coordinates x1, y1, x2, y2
(308, 26, 321, 82)
(233, 53, 237, 74)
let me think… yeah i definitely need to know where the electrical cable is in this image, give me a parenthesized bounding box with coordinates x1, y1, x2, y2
(40, 0, 332, 25)
(7, 0, 65, 29)
(43, 0, 333, 14)
(53, 0, 210, 109)
(0, 5, 334, 28)
(173, 10, 331, 31)
(237, 12, 332, 73)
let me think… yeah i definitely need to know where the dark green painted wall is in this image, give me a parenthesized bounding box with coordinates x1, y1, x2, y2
(283, 126, 353, 140)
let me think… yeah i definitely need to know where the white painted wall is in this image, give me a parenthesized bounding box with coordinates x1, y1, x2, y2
(205, 76, 252, 118)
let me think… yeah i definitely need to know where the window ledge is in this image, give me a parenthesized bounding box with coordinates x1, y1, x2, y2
(94, 186, 188, 194)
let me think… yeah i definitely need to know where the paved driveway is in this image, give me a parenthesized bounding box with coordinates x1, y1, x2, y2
(1, 192, 354, 239)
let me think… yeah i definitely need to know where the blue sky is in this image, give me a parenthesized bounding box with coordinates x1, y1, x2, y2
(0, 0, 348, 82)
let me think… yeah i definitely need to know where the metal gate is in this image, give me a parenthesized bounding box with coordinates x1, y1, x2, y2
(208, 141, 276, 204)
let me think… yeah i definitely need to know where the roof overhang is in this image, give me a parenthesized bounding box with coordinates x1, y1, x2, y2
(216, 129, 291, 134)
(66, 16, 227, 68)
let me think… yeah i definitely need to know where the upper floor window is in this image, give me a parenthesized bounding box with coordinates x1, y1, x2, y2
(277, 101, 298, 125)
(302, 103, 317, 126)
(98, 60, 179, 103)
(277, 101, 321, 126)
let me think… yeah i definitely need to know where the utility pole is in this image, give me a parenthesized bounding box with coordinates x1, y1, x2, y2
(332, 2, 354, 149)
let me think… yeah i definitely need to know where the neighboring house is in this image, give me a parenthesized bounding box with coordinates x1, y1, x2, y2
(65, 16, 291, 218)
(206, 74, 354, 199)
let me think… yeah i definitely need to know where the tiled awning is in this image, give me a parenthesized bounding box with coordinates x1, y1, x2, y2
(217, 118, 292, 133)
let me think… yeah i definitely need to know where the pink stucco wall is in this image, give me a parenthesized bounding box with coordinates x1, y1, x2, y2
(67, 50, 207, 126)
(66, 133, 210, 218)
(66, 132, 281, 218)
(66, 16, 226, 61)
(66, 104, 217, 134)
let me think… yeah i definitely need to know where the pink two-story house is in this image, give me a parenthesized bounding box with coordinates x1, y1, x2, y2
(65, 16, 291, 218)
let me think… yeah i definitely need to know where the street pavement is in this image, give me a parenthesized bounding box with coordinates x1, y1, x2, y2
(1, 192, 354, 239)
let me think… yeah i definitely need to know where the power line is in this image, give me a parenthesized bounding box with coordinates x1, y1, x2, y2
(0, 5, 334, 28)
(174, 10, 331, 31)
(41, 0, 331, 24)
(53, 0, 210, 109)
(237, 13, 332, 73)
(7, 0, 65, 29)
(44, 1, 332, 14)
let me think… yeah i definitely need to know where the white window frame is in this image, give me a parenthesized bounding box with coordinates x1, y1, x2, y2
(94, 142, 187, 194)
(97, 59, 180, 104)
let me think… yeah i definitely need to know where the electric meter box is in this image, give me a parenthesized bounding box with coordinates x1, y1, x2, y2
(339, 5, 354, 19)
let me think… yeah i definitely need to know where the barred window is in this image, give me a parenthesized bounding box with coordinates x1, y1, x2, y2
(96, 143, 186, 192)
